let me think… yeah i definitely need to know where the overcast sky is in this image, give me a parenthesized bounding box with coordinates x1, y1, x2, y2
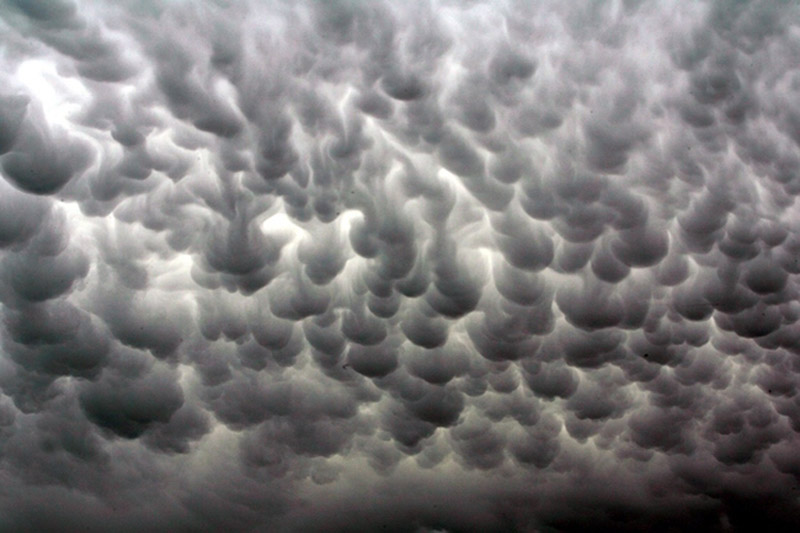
(2, 0, 800, 531)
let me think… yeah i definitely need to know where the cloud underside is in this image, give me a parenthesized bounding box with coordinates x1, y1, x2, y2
(2, 0, 800, 531)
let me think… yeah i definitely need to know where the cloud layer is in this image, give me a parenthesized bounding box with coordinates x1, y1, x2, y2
(2, 0, 800, 531)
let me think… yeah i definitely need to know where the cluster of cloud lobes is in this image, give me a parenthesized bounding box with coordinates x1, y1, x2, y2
(2, 0, 800, 530)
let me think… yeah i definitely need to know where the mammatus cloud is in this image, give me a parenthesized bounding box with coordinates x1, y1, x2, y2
(1, 0, 800, 531)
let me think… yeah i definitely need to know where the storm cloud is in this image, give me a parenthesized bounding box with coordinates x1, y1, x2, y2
(2, 0, 800, 531)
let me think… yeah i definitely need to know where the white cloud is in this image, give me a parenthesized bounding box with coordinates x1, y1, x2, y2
(2, 0, 800, 531)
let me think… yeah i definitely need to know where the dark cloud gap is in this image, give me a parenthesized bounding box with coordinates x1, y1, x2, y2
(2, 0, 800, 531)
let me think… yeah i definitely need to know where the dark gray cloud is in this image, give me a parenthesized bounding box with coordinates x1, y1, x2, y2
(2, 0, 800, 531)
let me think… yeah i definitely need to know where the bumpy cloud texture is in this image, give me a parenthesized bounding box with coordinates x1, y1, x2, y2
(2, 0, 800, 531)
